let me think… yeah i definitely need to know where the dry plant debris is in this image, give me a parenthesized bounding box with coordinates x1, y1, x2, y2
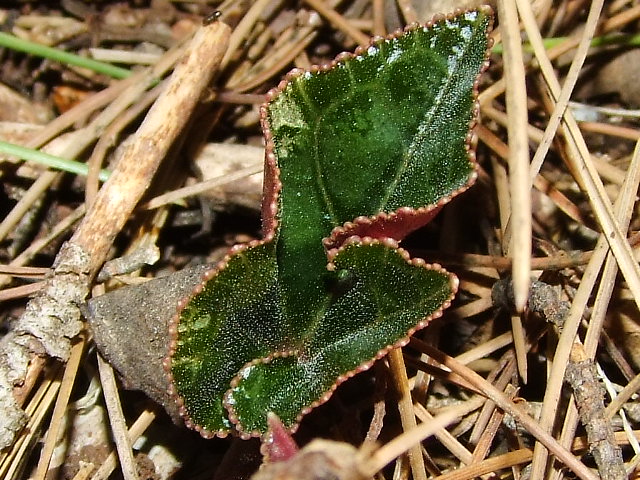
(0, 1, 639, 479)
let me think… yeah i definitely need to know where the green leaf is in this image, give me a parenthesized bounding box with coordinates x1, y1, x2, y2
(168, 8, 493, 437)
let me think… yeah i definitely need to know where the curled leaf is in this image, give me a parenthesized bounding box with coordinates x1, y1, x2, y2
(167, 7, 493, 437)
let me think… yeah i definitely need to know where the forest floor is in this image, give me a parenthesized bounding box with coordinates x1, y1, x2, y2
(1, 1, 640, 479)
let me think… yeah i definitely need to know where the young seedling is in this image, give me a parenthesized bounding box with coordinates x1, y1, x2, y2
(166, 7, 493, 438)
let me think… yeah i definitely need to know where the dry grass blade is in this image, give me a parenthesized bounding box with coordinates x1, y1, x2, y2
(496, 0, 531, 313)
(219, 0, 273, 71)
(605, 371, 640, 420)
(69, 21, 230, 275)
(372, 0, 386, 36)
(0, 32, 195, 245)
(0, 265, 48, 276)
(231, 31, 317, 93)
(0, 205, 84, 289)
(2, 1, 640, 478)
(510, 315, 528, 383)
(411, 339, 598, 480)
(577, 121, 640, 141)
(470, 385, 517, 464)
(87, 409, 156, 480)
(395, 0, 418, 24)
(362, 398, 485, 476)
(453, 332, 514, 366)
(0, 172, 58, 243)
(414, 403, 473, 464)
(34, 335, 86, 480)
(554, 134, 640, 479)
(304, 0, 370, 45)
(431, 448, 534, 480)
(513, 1, 631, 478)
(0, 282, 45, 301)
(97, 354, 139, 480)
(532, 3, 640, 313)
(388, 348, 427, 480)
(0, 364, 61, 480)
(143, 162, 263, 210)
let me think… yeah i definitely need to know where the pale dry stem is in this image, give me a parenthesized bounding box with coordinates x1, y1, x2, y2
(97, 354, 139, 480)
(496, 0, 532, 313)
(389, 348, 428, 480)
(33, 334, 86, 480)
(2, 1, 640, 478)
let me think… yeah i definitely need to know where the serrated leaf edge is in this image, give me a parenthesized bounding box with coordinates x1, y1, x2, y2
(262, 6, 494, 245)
(223, 236, 458, 438)
(166, 6, 493, 439)
(163, 239, 268, 438)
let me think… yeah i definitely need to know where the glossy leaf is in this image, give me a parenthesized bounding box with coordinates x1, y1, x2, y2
(167, 8, 493, 437)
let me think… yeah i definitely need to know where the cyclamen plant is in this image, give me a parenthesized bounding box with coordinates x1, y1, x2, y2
(165, 7, 493, 438)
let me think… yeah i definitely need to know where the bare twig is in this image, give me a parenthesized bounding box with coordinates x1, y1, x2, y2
(411, 339, 598, 480)
(566, 344, 626, 480)
(555, 125, 640, 480)
(0, 20, 230, 450)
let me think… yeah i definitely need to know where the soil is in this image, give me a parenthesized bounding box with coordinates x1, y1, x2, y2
(1, 1, 640, 480)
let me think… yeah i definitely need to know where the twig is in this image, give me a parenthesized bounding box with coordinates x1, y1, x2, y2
(71, 20, 230, 275)
(0, 31, 194, 249)
(411, 339, 598, 480)
(0, 32, 194, 251)
(85, 80, 167, 207)
(555, 126, 640, 480)
(566, 344, 626, 480)
(0, 20, 230, 451)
